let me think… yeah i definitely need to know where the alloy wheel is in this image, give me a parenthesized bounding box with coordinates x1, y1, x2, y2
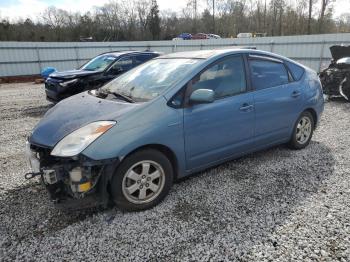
(296, 116, 312, 144)
(122, 160, 165, 204)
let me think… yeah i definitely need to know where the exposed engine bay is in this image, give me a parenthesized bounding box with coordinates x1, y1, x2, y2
(25, 141, 119, 210)
(319, 45, 350, 101)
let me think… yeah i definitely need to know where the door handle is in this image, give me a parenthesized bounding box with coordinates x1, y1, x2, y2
(239, 103, 253, 111)
(291, 91, 301, 98)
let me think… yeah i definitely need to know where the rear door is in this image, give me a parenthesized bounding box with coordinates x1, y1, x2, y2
(248, 55, 304, 145)
(183, 55, 255, 170)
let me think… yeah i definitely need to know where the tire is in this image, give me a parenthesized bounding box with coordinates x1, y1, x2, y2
(289, 111, 314, 150)
(110, 149, 174, 211)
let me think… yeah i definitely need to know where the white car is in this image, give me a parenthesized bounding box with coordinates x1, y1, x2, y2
(237, 33, 253, 38)
(207, 34, 221, 39)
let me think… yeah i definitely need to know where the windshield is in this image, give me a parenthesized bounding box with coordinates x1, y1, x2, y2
(81, 55, 116, 71)
(101, 58, 201, 102)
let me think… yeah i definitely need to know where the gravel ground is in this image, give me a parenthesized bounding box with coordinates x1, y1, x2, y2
(0, 83, 349, 261)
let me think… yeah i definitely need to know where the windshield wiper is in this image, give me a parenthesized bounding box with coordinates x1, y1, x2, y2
(94, 88, 135, 103)
(109, 91, 135, 103)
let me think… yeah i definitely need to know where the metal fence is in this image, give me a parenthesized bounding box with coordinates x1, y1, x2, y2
(1, 33, 350, 77)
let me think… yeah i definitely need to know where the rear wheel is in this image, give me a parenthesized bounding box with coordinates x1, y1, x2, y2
(110, 149, 173, 211)
(289, 111, 314, 149)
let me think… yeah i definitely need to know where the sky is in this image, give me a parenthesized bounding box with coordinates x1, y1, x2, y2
(0, 0, 349, 22)
(0, 0, 189, 21)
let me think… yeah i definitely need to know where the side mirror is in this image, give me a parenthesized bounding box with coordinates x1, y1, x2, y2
(189, 89, 215, 104)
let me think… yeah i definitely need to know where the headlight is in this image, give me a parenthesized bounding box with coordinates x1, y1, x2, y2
(51, 121, 116, 157)
(59, 78, 78, 87)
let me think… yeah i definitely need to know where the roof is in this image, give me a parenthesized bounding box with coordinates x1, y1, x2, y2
(160, 50, 225, 59)
(159, 48, 256, 59)
(99, 50, 161, 57)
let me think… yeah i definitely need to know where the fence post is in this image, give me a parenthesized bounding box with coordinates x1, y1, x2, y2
(74, 46, 80, 68)
(270, 41, 274, 52)
(35, 46, 42, 74)
(318, 41, 325, 72)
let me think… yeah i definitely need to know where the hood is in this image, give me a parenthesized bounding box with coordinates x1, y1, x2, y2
(330, 45, 350, 61)
(49, 69, 100, 79)
(29, 93, 139, 148)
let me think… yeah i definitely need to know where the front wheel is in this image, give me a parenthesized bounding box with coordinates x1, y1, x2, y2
(110, 149, 173, 211)
(289, 111, 314, 149)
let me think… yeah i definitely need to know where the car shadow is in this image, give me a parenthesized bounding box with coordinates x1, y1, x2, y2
(160, 141, 335, 258)
(21, 104, 53, 118)
(0, 141, 335, 258)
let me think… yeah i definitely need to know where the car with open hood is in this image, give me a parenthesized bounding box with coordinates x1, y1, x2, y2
(319, 45, 350, 100)
(25, 49, 324, 211)
(45, 50, 161, 102)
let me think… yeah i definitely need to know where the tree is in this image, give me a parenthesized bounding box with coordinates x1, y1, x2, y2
(185, 0, 199, 32)
(42, 6, 71, 40)
(201, 9, 213, 33)
(319, 0, 336, 33)
(307, 0, 314, 34)
(148, 0, 161, 40)
(136, 0, 152, 40)
(96, 1, 123, 41)
(0, 0, 348, 42)
(336, 13, 350, 32)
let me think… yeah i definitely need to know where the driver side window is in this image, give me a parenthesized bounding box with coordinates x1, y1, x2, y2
(191, 55, 247, 100)
(108, 56, 133, 75)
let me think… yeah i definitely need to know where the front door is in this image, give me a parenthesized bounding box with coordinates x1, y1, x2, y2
(183, 55, 255, 171)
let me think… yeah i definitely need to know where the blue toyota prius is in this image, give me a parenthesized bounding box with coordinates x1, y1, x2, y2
(25, 49, 324, 211)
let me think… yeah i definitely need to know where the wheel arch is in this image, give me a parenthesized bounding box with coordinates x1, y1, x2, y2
(304, 108, 318, 128)
(120, 144, 179, 180)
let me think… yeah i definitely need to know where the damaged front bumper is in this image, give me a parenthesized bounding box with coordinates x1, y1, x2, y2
(25, 141, 119, 210)
(319, 67, 350, 100)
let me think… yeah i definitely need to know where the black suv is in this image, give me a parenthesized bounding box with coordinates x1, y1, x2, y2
(45, 51, 161, 102)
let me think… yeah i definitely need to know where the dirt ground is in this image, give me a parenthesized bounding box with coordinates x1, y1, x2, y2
(0, 83, 349, 261)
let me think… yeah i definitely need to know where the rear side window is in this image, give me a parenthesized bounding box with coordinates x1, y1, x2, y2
(107, 56, 133, 75)
(249, 59, 289, 90)
(285, 61, 305, 81)
(134, 54, 152, 66)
